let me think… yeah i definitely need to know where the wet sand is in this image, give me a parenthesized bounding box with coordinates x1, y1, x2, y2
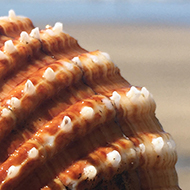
(65, 24, 190, 189)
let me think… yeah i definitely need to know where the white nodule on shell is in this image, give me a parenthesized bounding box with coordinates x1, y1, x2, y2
(83, 165, 97, 180)
(107, 150, 121, 168)
(10, 97, 21, 109)
(28, 147, 39, 159)
(4, 40, 17, 54)
(101, 52, 111, 61)
(8, 10, 16, 19)
(44, 135, 55, 147)
(128, 148, 136, 158)
(53, 22, 63, 34)
(7, 165, 21, 179)
(89, 55, 99, 63)
(46, 29, 54, 36)
(20, 31, 30, 44)
(30, 27, 41, 40)
(45, 25, 51, 29)
(60, 116, 73, 132)
(43, 67, 56, 82)
(1, 108, 12, 117)
(126, 86, 141, 101)
(0, 50, 8, 60)
(139, 143, 146, 154)
(141, 87, 150, 99)
(102, 98, 113, 110)
(110, 91, 121, 108)
(72, 56, 82, 67)
(80, 106, 95, 120)
(167, 138, 176, 150)
(152, 136, 164, 153)
(65, 178, 78, 189)
(24, 79, 36, 95)
(62, 61, 74, 71)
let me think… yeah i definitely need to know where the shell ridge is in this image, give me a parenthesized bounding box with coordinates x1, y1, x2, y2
(0, 10, 180, 190)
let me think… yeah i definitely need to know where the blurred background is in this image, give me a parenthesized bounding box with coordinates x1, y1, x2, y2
(0, 0, 190, 189)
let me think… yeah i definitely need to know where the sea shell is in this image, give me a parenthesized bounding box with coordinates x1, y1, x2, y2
(0, 10, 180, 190)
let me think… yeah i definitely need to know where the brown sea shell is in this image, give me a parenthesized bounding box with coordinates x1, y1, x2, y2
(0, 10, 180, 190)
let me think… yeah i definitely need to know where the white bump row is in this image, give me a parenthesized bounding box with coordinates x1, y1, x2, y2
(0, 27, 40, 59)
(72, 52, 111, 69)
(126, 86, 151, 101)
(151, 136, 176, 155)
(1, 98, 20, 118)
(64, 164, 97, 189)
(109, 87, 155, 117)
(43, 115, 73, 148)
(45, 22, 63, 36)
(126, 86, 141, 100)
(42, 62, 74, 83)
(43, 97, 113, 148)
(88, 52, 111, 63)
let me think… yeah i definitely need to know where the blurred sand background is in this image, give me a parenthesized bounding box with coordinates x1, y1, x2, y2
(65, 24, 190, 189)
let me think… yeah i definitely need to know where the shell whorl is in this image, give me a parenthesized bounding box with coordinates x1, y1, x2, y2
(0, 10, 180, 190)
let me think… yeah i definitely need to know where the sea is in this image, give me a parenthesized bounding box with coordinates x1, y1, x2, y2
(0, 0, 190, 27)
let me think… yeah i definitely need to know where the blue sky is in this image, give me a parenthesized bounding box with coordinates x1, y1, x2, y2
(0, 1, 190, 26)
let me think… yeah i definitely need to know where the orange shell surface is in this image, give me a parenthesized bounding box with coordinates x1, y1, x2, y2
(0, 10, 180, 190)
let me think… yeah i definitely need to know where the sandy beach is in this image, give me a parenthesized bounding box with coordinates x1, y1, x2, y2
(65, 23, 190, 189)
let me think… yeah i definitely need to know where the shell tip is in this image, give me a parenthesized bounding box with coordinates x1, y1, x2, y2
(30, 27, 41, 40)
(20, 31, 30, 44)
(24, 79, 36, 95)
(43, 67, 56, 82)
(4, 40, 17, 54)
(8, 10, 16, 19)
(53, 22, 63, 34)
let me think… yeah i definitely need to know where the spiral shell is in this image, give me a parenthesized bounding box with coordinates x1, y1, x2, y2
(0, 10, 180, 190)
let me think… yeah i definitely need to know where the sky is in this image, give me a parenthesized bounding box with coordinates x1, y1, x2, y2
(0, 1, 190, 26)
